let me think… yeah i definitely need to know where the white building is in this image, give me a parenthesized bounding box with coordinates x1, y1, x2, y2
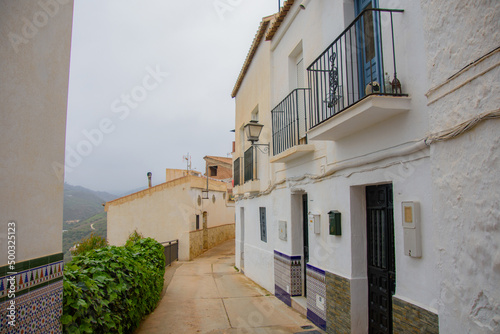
(106, 164, 235, 261)
(0, 1, 74, 332)
(420, 1, 500, 332)
(232, 0, 499, 333)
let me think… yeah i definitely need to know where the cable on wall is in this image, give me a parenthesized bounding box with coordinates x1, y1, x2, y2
(236, 108, 500, 200)
(425, 108, 500, 145)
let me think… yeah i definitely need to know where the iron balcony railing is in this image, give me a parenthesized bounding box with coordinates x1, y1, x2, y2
(244, 146, 254, 182)
(161, 239, 179, 267)
(271, 88, 310, 156)
(234, 157, 241, 186)
(307, 8, 405, 129)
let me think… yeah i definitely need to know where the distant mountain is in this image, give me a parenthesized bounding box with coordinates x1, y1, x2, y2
(63, 183, 117, 222)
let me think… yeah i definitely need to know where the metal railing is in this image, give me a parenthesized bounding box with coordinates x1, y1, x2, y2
(161, 239, 178, 267)
(244, 146, 254, 182)
(307, 8, 405, 129)
(271, 88, 310, 156)
(234, 157, 241, 186)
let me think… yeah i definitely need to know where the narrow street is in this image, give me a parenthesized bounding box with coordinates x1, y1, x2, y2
(135, 239, 324, 334)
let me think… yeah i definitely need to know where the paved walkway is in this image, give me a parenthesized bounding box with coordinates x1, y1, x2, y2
(135, 239, 325, 334)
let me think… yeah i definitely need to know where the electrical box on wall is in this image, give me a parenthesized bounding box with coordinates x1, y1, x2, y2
(402, 201, 422, 258)
(308, 213, 321, 234)
(328, 210, 341, 235)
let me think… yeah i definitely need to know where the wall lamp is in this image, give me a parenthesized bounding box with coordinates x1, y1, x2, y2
(244, 120, 269, 155)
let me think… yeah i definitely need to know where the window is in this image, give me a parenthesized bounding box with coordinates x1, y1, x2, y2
(259, 207, 267, 242)
(251, 106, 259, 121)
(196, 214, 200, 230)
(244, 146, 254, 182)
(209, 166, 218, 177)
(288, 41, 304, 90)
(234, 158, 241, 186)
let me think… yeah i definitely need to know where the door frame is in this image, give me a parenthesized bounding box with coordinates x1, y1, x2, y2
(355, 0, 383, 96)
(302, 193, 309, 297)
(349, 184, 397, 333)
(240, 207, 245, 270)
(366, 183, 395, 334)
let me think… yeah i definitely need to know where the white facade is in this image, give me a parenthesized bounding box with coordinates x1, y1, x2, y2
(0, 1, 74, 331)
(421, 1, 500, 332)
(232, 0, 499, 333)
(106, 174, 235, 261)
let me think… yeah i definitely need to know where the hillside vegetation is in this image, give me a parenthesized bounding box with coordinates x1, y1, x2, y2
(63, 212, 107, 261)
(63, 184, 117, 261)
(63, 183, 116, 222)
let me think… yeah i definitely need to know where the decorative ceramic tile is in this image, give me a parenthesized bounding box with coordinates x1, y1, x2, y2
(306, 264, 327, 330)
(0, 257, 63, 334)
(274, 250, 304, 305)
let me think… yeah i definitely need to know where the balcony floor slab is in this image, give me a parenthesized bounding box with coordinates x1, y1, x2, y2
(308, 95, 411, 141)
(270, 144, 315, 164)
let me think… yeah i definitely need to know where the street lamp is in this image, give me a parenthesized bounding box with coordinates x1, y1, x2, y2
(244, 120, 269, 154)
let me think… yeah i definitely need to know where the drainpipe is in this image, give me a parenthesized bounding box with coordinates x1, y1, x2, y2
(147, 172, 152, 188)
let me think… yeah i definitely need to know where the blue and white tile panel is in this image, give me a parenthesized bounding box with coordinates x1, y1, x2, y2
(306, 263, 327, 330)
(274, 250, 302, 306)
(0, 262, 64, 300)
(0, 280, 63, 334)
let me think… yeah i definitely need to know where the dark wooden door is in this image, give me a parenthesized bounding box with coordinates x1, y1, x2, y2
(366, 184, 395, 334)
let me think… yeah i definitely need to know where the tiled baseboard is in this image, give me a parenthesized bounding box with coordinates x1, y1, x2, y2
(0, 253, 64, 333)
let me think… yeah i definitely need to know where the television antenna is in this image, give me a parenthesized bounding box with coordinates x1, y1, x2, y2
(183, 153, 192, 171)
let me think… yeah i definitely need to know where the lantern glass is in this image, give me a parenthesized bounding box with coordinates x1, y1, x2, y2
(244, 120, 264, 142)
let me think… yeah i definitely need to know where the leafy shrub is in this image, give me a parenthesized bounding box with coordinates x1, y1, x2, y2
(70, 232, 108, 256)
(125, 229, 144, 248)
(62, 237, 165, 333)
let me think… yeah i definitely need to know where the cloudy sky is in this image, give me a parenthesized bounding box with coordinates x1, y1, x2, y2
(65, 0, 277, 194)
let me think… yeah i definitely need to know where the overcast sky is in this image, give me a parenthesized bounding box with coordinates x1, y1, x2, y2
(65, 0, 277, 194)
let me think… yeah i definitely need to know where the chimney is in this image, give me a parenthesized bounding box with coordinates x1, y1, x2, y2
(147, 172, 152, 188)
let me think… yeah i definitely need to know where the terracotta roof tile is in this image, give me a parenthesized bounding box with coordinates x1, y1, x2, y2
(265, 0, 295, 41)
(231, 1, 297, 98)
(204, 156, 232, 165)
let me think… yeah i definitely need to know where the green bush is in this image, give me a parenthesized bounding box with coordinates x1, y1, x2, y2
(62, 236, 165, 333)
(70, 232, 108, 256)
(124, 229, 144, 248)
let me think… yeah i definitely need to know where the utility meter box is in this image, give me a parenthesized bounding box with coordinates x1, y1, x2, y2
(402, 201, 422, 257)
(328, 210, 341, 235)
(308, 213, 321, 234)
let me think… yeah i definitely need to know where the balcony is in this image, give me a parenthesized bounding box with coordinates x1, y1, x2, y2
(233, 153, 261, 196)
(307, 8, 409, 141)
(271, 88, 315, 163)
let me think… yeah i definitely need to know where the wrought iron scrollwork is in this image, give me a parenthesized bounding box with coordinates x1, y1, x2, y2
(326, 52, 340, 108)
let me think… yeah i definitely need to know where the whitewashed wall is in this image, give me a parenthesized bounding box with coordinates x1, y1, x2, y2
(234, 0, 444, 329)
(107, 176, 234, 261)
(421, 1, 500, 332)
(0, 0, 74, 262)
